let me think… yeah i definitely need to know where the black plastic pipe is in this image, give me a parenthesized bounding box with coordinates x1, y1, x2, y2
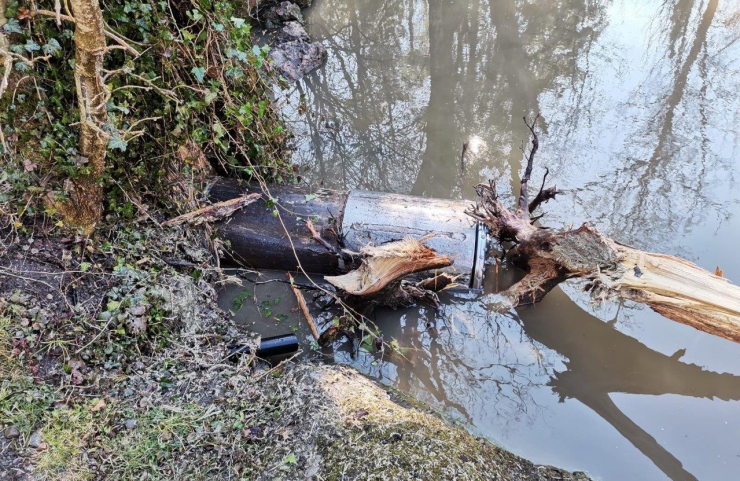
(228, 333, 299, 359)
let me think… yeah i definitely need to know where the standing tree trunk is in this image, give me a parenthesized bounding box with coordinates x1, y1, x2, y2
(60, 0, 109, 231)
(0, 0, 11, 102)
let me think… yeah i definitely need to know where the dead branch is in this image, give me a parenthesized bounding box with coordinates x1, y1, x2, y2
(528, 168, 559, 214)
(288, 273, 319, 340)
(517, 113, 540, 218)
(162, 193, 261, 227)
(468, 115, 740, 344)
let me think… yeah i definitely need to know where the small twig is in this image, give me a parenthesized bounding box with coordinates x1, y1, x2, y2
(287, 273, 320, 341)
(306, 219, 345, 260)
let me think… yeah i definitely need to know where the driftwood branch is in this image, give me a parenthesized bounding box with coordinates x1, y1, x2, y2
(468, 116, 740, 344)
(162, 193, 261, 227)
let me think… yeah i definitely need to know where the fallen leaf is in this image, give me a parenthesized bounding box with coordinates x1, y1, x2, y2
(23, 159, 37, 172)
(90, 399, 107, 412)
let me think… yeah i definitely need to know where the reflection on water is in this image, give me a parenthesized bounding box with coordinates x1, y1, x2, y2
(263, 0, 740, 479)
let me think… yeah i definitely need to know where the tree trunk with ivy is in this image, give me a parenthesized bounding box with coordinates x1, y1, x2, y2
(0, 0, 11, 100)
(60, 0, 109, 231)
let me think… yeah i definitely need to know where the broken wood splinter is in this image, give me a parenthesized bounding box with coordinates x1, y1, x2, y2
(287, 273, 320, 341)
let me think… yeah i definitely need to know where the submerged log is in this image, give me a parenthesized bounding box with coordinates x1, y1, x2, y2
(468, 114, 740, 343)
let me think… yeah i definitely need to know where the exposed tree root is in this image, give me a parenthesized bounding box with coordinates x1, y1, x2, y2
(468, 115, 740, 343)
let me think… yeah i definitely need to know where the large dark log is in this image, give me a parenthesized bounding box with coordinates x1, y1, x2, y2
(208, 178, 485, 287)
(208, 178, 348, 273)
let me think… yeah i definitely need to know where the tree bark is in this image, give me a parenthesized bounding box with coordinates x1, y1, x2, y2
(468, 117, 740, 344)
(60, 0, 109, 231)
(0, 0, 11, 102)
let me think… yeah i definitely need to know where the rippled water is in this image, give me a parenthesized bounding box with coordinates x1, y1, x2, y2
(230, 1, 740, 479)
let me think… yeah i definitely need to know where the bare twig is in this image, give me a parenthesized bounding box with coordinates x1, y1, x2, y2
(31, 9, 141, 56)
(528, 167, 560, 214)
(305, 219, 344, 259)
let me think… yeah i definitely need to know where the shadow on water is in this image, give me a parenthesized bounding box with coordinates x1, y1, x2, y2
(348, 267, 740, 481)
(519, 288, 740, 481)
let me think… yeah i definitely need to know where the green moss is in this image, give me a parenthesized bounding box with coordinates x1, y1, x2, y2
(0, 311, 56, 444)
(34, 404, 107, 481)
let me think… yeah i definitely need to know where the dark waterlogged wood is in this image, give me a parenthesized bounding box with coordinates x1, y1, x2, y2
(208, 178, 348, 273)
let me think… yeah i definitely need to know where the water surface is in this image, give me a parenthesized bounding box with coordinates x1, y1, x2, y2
(247, 1, 740, 479)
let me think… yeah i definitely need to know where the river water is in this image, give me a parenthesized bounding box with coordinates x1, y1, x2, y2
(227, 0, 740, 479)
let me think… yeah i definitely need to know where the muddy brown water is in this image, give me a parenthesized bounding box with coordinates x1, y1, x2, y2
(221, 0, 740, 479)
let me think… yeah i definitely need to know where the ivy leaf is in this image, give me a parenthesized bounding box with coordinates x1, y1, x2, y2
(24, 40, 41, 52)
(108, 135, 128, 152)
(252, 44, 261, 57)
(191, 66, 206, 83)
(3, 19, 22, 34)
(212, 121, 226, 138)
(231, 17, 246, 28)
(42, 38, 61, 55)
(204, 90, 218, 105)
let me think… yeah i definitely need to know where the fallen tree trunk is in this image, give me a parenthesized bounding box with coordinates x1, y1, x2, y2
(468, 114, 740, 343)
(208, 178, 484, 287)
